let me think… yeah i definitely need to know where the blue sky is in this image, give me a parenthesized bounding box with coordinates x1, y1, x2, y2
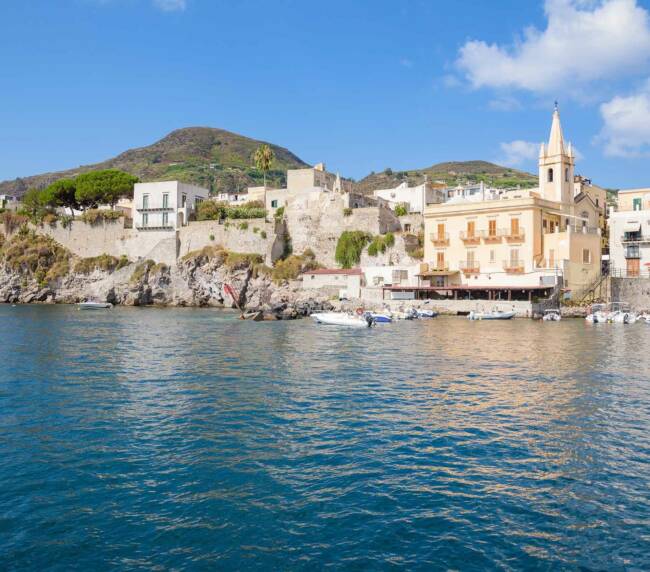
(2, 0, 650, 189)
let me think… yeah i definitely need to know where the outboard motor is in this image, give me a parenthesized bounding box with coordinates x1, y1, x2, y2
(365, 313, 375, 327)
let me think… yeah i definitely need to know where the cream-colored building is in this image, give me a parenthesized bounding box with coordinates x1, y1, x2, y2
(414, 108, 601, 301)
(301, 268, 362, 299)
(373, 181, 445, 213)
(609, 188, 650, 277)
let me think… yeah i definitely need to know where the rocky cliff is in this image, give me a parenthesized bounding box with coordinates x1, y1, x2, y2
(0, 233, 332, 318)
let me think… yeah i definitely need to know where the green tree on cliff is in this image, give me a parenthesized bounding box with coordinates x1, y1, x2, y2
(253, 144, 274, 188)
(41, 179, 78, 216)
(75, 169, 139, 210)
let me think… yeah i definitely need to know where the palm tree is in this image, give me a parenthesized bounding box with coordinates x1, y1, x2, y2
(254, 144, 275, 188)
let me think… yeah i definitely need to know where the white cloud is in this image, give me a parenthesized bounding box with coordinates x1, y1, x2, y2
(488, 96, 522, 111)
(598, 82, 650, 156)
(499, 140, 540, 166)
(152, 0, 186, 11)
(457, 0, 650, 95)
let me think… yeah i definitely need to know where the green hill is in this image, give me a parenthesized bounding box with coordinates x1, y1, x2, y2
(356, 160, 537, 194)
(0, 127, 309, 197)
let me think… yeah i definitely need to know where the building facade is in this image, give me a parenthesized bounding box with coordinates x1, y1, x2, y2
(416, 108, 601, 301)
(132, 181, 207, 231)
(609, 188, 650, 277)
(373, 181, 445, 213)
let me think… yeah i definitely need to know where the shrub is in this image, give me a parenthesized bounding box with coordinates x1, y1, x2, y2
(80, 209, 123, 225)
(383, 232, 395, 247)
(130, 259, 156, 284)
(302, 248, 316, 260)
(238, 221, 249, 231)
(197, 200, 227, 221)
(260, 230, 267, 239)
(335, 231, 371, 268)
(225, 205, 266, 219)
(271, 253, 322, 282)
(2, 231, 71, 285)
(116, 255, 129, 270)
(343, 207, 353, 216)
(394, 204, 408, 217)
(209, 234, 215, 241)
(42, 212, 59, 226)
(1, 211, 29, 235)
(253, 227, 259, 234)
(181, 245, 262, 270)
(274, 206, 285, 220)
(59, 214, 73, 229)
(75, 254, 123, 274)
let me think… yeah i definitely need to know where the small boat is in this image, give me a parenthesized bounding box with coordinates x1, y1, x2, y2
(585, 303, 607, 323)
(416, 309, 438, 319)
(468, 306, 516, 320)
(78, 302, 113, 310)
(542, 309, 561, 321)
(404, 308, 419, 320)
(607, 302, 637, 324)
(367, 312, 393, 323)
(311, 312, 375, 327)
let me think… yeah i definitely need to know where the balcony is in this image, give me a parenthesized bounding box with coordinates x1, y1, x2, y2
(625, 247, 641, 259)
(135, 224, 174, 231)
(429, 232, 449, 246)
(429, 263, 449, 272)
(458, 260, 480, 274)
(480, 228, 507, 243)
(503, 260, 525, 273)
(136, 206, 174, 212)
(504, 229, 525, 242)
(459, 230, 481, 245)
(621, 232, 650, 243)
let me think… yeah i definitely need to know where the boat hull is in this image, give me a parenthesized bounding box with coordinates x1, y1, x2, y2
(78, 303, 112, 310)
(311, 313, 372, 327)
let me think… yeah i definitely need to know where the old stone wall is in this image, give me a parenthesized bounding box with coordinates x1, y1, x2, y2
(177, 219, 282, 264)
(285, 193, 401, 267)
(611, 277, 650, 311)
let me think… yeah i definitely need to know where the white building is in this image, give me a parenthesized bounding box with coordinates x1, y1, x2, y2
(301, 268, 362, 299)
(373, 181, 445, 213)
(0, 194, 19, 211)
(132, 181, 207, 231)
(215, 192, 248, 205)
(609, 188, 650, 277)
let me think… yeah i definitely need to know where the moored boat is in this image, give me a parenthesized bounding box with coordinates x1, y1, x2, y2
(78, 302, 113, 310)
(468, 306, 515, 320)
(311, 312, 375, 327)
(542, 309, 561, 321)
(416, 309, 438, 318)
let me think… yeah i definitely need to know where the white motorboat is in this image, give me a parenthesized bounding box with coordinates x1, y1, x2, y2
(78, 302, 113, 310)
(585, 303, 607, 323)
(468, 306, 516, 320)
(367, 312, 393, 323)
(542, 309, 561, 321)
(311, 312, 374, 327)
(607, 302, 637, 324)
(416, 309, 438, 318)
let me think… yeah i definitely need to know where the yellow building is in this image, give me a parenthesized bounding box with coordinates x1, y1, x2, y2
(415, 108, 601, 302)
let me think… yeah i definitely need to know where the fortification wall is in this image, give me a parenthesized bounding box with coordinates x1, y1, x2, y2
(285, 193, 401, 267)
(178, 219, 282, 264)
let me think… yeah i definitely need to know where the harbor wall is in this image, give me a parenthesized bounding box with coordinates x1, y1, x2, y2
(611, 277, 650, 312)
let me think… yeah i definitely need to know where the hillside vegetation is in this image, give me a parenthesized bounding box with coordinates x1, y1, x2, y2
(356, 160, 537, 194)
(0, 127, 308, 197)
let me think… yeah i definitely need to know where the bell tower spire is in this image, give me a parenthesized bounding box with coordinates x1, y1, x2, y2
(538, 103, 574, 204)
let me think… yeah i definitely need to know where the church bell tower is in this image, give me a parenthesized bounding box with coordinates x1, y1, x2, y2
(538, 104, 574, 204)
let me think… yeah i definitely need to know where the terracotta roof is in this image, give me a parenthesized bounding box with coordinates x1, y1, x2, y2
(302, 268, 362, 276)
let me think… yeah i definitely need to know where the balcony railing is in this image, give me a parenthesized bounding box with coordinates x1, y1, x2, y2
(624, 247, 641, 259)
(430, 263, 449, 272)
(429, 232, 449, 246)
(480, 228, 507, 242)
(136, 206, 174, 212)
(621, 233, 650, 243)
(458, 260, 480, 274)
(503, 260, 525, 273)
(135, 224, 174, 231)
(504, 229, 525, 241)
(459, 230, 481, 244)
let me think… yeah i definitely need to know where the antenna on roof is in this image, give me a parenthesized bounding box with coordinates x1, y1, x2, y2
(554, 100, 559, 111)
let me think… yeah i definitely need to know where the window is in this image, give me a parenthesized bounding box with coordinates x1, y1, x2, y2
(195, 197, 204, 208)
(582, 249, 592, 264)
(142, 213, 149, 227)
(182, 194, 187, 208)
(547, 168, 554, 183)
(404, 223, 411, 233)
(142, 194, 149, 209)
(162, 193, 169, 208)
(596, 198, 599, 208)
(437, 223, 445, 238)
(467, 221, 475, 237)
(436, 252, 445, 269)
(271, 200, 278, 208)
(510, 249, 519, 264)
(162, 212, 169, 227)
(489, 249, 495, 263)
(543, 219, 548, 231)
(510, 217, 520, 236)
(565, 167, 569, 182)
(466, 250, 475, 265)
(488, 219, 496, 237)
(633, 197, 642, 211)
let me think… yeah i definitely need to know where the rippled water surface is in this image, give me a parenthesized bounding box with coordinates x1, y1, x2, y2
(1, 305, 650, 571)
